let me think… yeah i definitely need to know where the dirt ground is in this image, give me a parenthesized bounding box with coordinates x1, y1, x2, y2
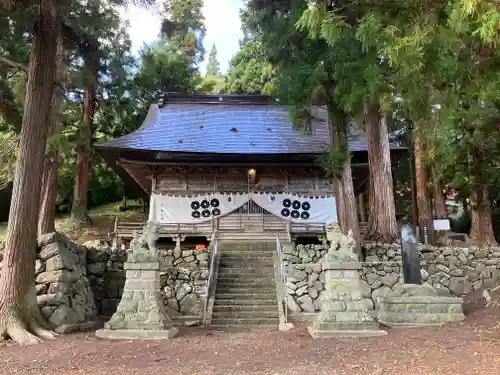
(2, 300, 500, 375)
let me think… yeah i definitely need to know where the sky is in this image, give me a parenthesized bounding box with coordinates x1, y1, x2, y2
(118, 0, 244, 74)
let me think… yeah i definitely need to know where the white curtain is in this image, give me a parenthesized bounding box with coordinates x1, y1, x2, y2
(251, 192, 337, 223)
(149, 193, 250, 224)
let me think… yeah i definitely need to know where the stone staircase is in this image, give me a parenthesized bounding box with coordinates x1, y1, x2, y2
(211, 240, 279, 330)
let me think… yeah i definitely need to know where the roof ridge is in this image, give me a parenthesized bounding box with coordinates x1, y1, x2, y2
(160, 93, 279, 106)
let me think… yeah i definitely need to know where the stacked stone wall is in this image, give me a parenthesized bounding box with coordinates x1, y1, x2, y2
(0, 234, 210, 330)
(85, 241, 209, 319)
(35, 233, 97, 331)
(284, 242, 500, 313)
(0, 233, 99, 332)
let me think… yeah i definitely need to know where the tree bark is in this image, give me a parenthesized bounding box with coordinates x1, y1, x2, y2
(38, 157, 59, 235)
(38, 36, 65, 236)
(0, 0, 59, 345)
(469, 184, 497, 246)
(413, 121, 432, 241)
(327, 105, 360, 251)
(430, 164, 447, 218)
(70, 72, 97, 226)
(364, 102, 398, 243)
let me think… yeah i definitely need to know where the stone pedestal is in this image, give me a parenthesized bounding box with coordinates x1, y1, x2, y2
(308, 262, 387, 338)
(96, 261, 178, 340)
(377, 284, 465, 328)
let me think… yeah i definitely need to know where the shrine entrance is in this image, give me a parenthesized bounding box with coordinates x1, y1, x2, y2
(216, 198, 287, 234)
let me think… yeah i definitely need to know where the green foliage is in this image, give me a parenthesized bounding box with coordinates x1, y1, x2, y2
(0, 0, 208, 220)
(197, 74, 225, 93)
(0, 11, 29, 132)
(450, 0, 500, 44)
(161, 0, 206, 63)
(205, 43, 220, 76)
(224, 40, 276, 95)
(316, 144, 349, 177)
(135, 40, 198, 100)
(0, 131, 18, 189)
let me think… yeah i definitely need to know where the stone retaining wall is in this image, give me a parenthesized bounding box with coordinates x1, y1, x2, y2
(160, 247, 209, 320)
(85, 241, 127, 317)
(84, 241, 209, 320)
(33, 233, 96, 332)
(285, 242, 500, 313)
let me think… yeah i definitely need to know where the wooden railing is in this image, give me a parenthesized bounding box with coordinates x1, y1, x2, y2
(274, 232, 288, 328)
(109, 218, 146, 247)
(202, 233, 220, 325)
(110, 215, 369, 243)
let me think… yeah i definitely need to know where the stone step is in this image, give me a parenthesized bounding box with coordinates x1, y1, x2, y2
(217, 275, 275, 282)
(217, 283, 276, 289)
(212, 304, 277, 312)
(217, 273, 274, 279)
(215, 292, 277, 299)
(221, 257, 274, 261)
(209, 324, 278, 331)
(222, 243, 274, 247)
(211, 317, 279, 325)
(212, 310, 279, 318)
(220, 260, 274, 265)
(218, 265, 275, 271)
(222, 244, 273, 249)
(217, 233, 279, 240)
(213, 298, 277, 306)
(218, 265, 274, 271)
(217, 280, 275, 287)
(217, 269, 274, 275)
(221, 254, 274, 259)
(212, 304, 278, 313)
(217, 269, 275, 275)
(223, 247, 273, 249)
(217, 275, 275, 281)
(215, 286, 276, 294)
(218, 267, 274, 273)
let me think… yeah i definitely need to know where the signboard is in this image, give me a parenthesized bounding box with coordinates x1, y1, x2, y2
(433, 219, 451, 231)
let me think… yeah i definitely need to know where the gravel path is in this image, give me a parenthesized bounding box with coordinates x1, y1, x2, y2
(2, 303, 500, 375)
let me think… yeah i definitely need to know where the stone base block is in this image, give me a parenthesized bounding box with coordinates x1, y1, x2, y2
(308, 326, 388, 338)
(95, 327, 179, 340)
(377, 295, 465, 328)
(55, 321, 101, 334)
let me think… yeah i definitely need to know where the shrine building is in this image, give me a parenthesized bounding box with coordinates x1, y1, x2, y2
(95, 94, 405, 244)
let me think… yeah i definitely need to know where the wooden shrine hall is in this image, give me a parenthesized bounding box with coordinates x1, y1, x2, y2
(95, 94, 406, 242)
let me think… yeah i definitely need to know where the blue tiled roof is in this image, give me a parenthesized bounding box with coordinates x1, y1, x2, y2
(96, 99, 402, 155)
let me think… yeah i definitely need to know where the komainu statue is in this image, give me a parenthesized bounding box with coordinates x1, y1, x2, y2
(325, 222, 358, 263)
(127, 222, 158, 263)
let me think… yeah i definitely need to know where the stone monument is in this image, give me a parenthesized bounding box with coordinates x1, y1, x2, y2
(96, 223, 179, 339)
(308, 224, 387, 338)
(377, 224, 465, 327)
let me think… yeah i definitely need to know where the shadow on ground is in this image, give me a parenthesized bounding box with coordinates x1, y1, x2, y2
(2, 293, 500, 375)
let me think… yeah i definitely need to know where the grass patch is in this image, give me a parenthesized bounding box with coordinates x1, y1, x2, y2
(0, 200, 144, 243)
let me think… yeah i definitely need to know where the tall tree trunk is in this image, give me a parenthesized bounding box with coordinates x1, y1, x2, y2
(327, 105, 360, 251)
(364, 103, 398, 243)
(38, 156, 59, 235)
(430, 164, 447, 218)
(0, 0, 59, 345)
(333, 176, 347, 231)
(38, 37, 65, 236)
(470, 184, 497, 246)
(70, 78, 96, 226)
(413, 121, 432, 241)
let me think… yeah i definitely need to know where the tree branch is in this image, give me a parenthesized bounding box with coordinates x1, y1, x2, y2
(0, 55, 26, 71)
